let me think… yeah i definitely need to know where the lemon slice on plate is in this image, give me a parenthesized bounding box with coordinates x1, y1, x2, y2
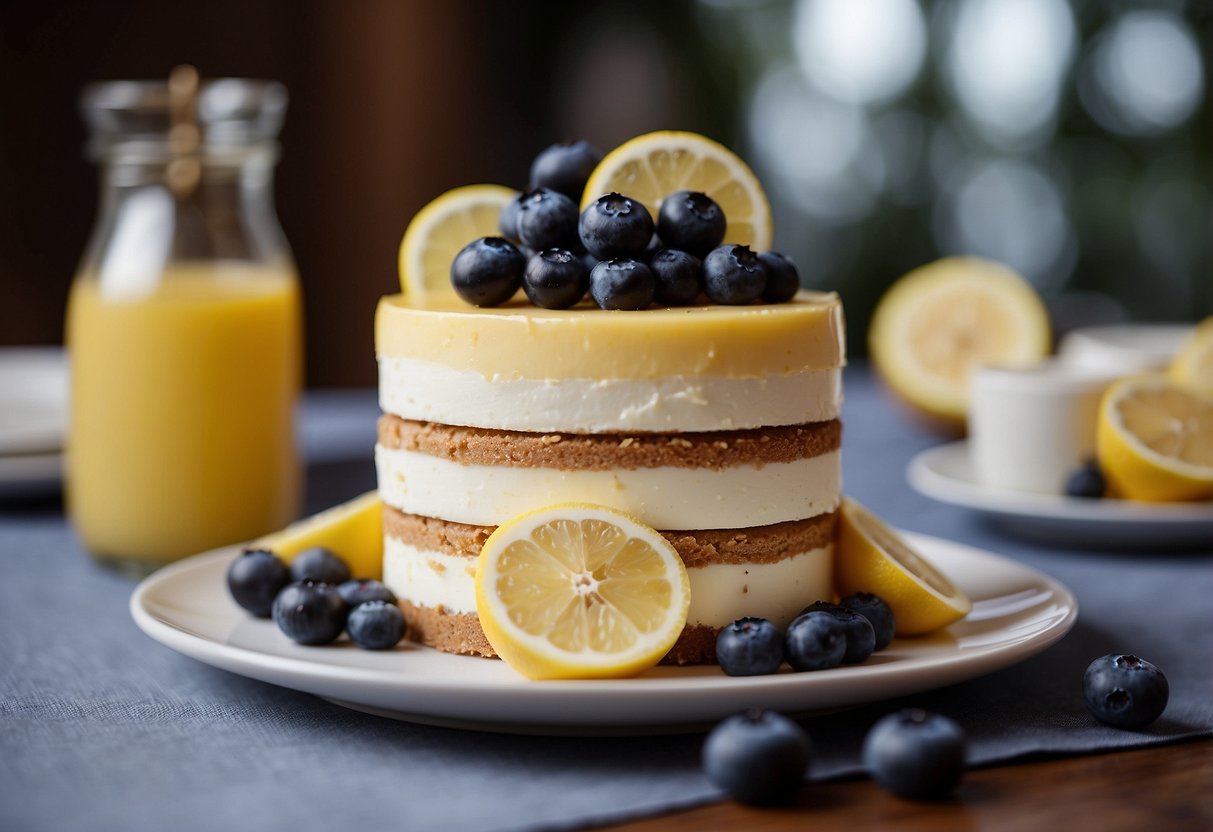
(581, 131, 773, 252)
(253, 490, 383, 579)
(474, 503, 690, 680)
(868, 257, 1052, 430)
(1169, 317, 1213, 398)
(398, 184, 518, 301)
(834, 498, 971, 636)
(1096, 375, 1213, 502)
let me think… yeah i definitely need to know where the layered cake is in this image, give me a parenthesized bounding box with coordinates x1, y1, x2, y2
(374, 292, 846, 663)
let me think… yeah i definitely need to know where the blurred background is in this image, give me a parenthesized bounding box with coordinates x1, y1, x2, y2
(1, 0, 1210, 387)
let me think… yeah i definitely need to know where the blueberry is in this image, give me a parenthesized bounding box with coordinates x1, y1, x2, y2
(524, 249, 590, 309)
(528, 140, 602, 201)
(1064, 460, 1106, 499)
(516, 188, 580, 252)
(863, 709, 966, 800)
(1083, 654, 1169, 728)
(794, 601, 873, 664)
(649, 249, 703, 306)
(703, 244, 767, 305)
(589, 258, 655, 311)
(271, 581, 349, 645)
(702, 709, 810, 806)
(715, 617, 785, 676)
(784, 610, 847, 671)
(450, 236, 525, 307)
(347, 600, 406, 650)
(758, 251, 800, 303)
(226, 549, 289, 618)
(579, 193, 654, 260)
(797, 599, 845, 618)
(657, 190, 726, 258)
(840, 593, 896, 651)
(289, 546, 351, 585)
(499, 190, 530, 242)
(336, 579, 397, 608)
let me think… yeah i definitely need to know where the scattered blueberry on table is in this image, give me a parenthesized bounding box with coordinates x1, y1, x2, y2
(701, 708, 811, 806)
(1083, 654, 1169, 728)
(862, 709, 967, 800)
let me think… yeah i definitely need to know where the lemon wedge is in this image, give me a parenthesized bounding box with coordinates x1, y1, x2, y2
(1096, 375, 1213, 502)
(868, 257, 1051, 430)
(581, 131, 773, 252)
(834, 498, 971, 636)
(474, 503, 690, 680)
(253, 490, 383, 579)
(398, 184, 518, 301)
(1169, 317, 1213, 398)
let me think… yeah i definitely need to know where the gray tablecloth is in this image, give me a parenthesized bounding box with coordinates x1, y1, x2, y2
(3, 368, 1210, 832)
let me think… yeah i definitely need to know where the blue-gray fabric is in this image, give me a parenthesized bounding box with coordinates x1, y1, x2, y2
(3, 369, 1210, 832)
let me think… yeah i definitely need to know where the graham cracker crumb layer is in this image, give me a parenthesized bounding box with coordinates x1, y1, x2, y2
(378, 415, 841, 471)
(385, 505, 836, 567)
(399, 599, 723, 665)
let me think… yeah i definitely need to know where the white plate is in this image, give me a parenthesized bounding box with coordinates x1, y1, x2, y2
(131, 533, 1076, 734)
(909, 441, 1213, 549)
(0, 347, 69, 455)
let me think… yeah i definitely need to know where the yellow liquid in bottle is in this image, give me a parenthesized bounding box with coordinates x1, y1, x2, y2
(66, 263, 303, 565)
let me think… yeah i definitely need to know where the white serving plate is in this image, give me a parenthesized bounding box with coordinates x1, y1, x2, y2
(908, 441, 1213, 549)
(131, 532, 1076, 735)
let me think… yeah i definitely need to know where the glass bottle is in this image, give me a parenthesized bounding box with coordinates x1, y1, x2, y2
(67, 67, 303, 574)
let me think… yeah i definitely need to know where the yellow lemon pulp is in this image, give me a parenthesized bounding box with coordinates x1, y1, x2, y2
(252, 490, 383, 579)
(398, 184, 518, 301)
(1096, 375, 1213, 502)
(474, 503, 690, 680)
(834, 498, 971, 636)
(581, 131, 773, 252)
(868, 257, 1051, 429)
(1169, 317, 1213, 398)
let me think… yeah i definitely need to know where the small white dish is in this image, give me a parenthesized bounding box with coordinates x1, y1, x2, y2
(1057, 324, 1192, 374)
(908, 442, 1213, 549)
(0, 347, 69, 455)
(131, 533, 1076, 735)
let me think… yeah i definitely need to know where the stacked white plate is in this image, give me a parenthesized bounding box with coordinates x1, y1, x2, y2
(0, 347, 67, 498)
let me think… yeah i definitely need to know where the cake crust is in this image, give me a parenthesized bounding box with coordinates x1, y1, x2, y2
(378, 415, 841, 470)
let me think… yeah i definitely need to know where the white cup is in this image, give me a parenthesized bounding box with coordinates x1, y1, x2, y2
(968, 360, 1119, 494)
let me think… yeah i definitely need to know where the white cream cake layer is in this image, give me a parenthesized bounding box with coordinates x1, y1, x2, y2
(378, 357, 842, 433)
(375, 445, 841, 530)
(383, 537, 832, 629)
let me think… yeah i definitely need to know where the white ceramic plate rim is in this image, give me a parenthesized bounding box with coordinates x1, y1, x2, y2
(908, 441, 1213, 524)
(131, 532, 1077, 734)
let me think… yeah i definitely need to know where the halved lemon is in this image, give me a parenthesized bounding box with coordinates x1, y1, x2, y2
(398, 184, 518, 301)
(1169, 317, 1213, 398)
(581, 131, 773, 252)
(1096, 375, 1213, 502)
(253, 490, 383, 579)
(474, 503, 690, 680)
(868, 257, 1052, 430)
(834, 498, 971, 636)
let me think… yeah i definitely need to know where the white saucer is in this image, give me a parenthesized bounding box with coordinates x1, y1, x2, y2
(131, 533, 1076, 735)
(908, 441, 1213, 549)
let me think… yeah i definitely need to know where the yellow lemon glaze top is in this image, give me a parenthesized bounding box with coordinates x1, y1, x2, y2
(375, 291, 846, 380)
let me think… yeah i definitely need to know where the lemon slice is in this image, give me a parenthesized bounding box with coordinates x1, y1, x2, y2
(581, 131, 773, 252)
(253, 490, 383, 579)
(868, 257, 1052, 429)
(398, 184, 518, 301)
(1096, 375, 1213, 502)
(834, 498, 971, 636)
(1169, 317, 1213, 398)
(474, 503, 690, 680)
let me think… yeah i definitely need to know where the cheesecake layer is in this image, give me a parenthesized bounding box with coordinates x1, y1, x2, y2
(376, 445, 840, 529)
(375, 290, 845, 380)
(379, 356, 843, 433)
